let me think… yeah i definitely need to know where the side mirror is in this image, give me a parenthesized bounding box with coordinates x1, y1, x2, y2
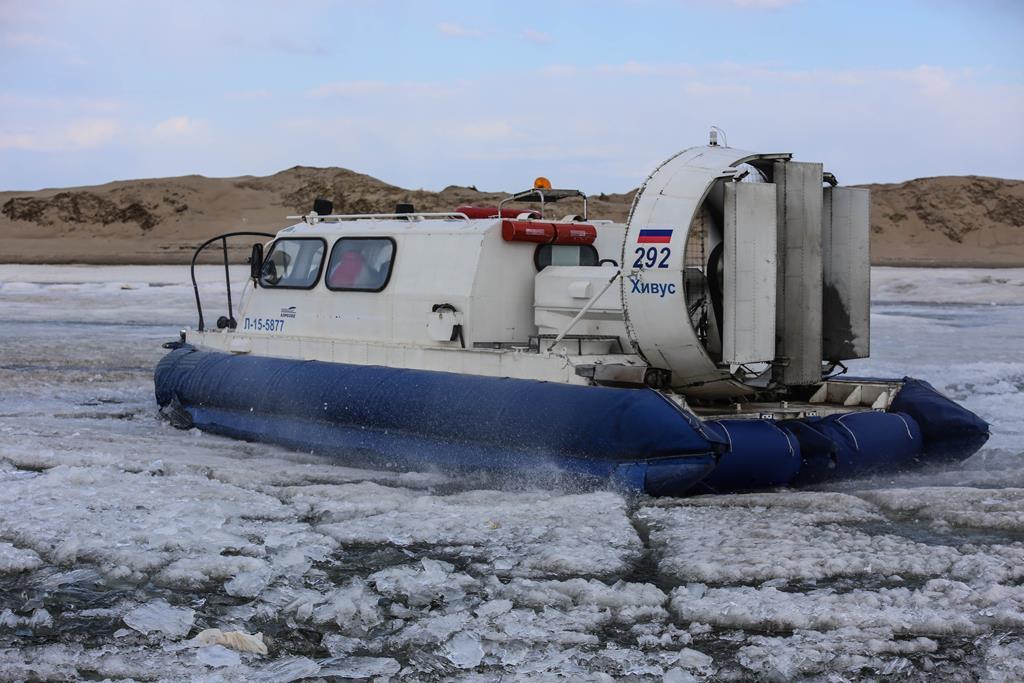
(249, 243, 264, 282)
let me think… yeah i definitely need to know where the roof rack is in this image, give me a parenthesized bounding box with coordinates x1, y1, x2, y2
(286, 212, 470, 224)
(498, 189, 588, 221)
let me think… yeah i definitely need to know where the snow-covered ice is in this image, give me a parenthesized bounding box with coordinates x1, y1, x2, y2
(0, 265, 1022, 680)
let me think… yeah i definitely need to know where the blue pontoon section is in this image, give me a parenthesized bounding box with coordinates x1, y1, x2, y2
(890, 377, 991, 462)
(154, 348, 989, 496)
(155, 347, 720, 495)
(693, 420, 803, 494)
(782, 411, 924, 485)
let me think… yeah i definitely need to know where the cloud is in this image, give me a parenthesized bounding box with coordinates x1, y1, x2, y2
(3, 54, 1020, 193)
(437, 21, 483, 38)
(308, 80, 453, 99)
(599, 61, 697, 77)
(0, 31, 68, 50)
(65, 119, 120, 147)
(275, 61, 1024, 190)
(537, 60, 974, 100)
(309, 80, 391, 98)
(539, 64, 578, 78)
(0, 132, 36, 150)
(541, 61, 697, 78)
(0, 114, 208, 153)
(460, 120, 516, 141)
(522, 29, 553, 45)
(0, 93, 122, 112)
(224, 89, 272, 102)
(683, 81, 752, 97)
(0, 118, 119, 151)
(729, 0, 801, 8)
(679, 0, 802, 8)
(897, 65, 956, 98)
(153, 116, 204, 139)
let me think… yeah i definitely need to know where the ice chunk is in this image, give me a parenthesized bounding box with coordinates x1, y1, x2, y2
(196, 644, 241, 667)
(0, 608, 52, 630)
(589, 646, 671, 676)
(224, 566, 274, 598)
(0, 542, 42, 574)
(475, 599, 514, 618)
(155, 556, 269, 590)
(675, 648, 714, 670)
(308, 578, 386, 635)
(33, 567, 104, 590)
(0, 641, 263, 681)
(443, 631, 485, 669)
(321, 633, 362, 656)
(980, 635, 1024, 682)
(370, 558, 477, 608)
(492, 577, 668, 623)
(736, 627, 939, 679)
(123, 600, 195, 639)
(251, 656, 320, 682)
(318, 656, 402, 678)
(663, 667, 698, 683)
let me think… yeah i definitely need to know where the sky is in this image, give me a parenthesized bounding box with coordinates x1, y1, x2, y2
(1, 0, 1022, 192)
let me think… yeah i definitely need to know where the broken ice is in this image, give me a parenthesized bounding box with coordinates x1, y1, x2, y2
(1, 265, 1022, 679)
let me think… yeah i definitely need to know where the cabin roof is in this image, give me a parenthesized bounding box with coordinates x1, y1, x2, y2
(274, 215, 621, 240)
(275, 216, 501, 238)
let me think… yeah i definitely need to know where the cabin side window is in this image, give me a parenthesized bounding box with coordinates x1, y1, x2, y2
(534, 244, 599, 271)
(259, 238, 326, 289)
(325, 237, 396, 292)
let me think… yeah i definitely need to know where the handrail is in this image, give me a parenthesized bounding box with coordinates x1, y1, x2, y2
(190, 231, 275, 332)
(285, 212, 470, 223)
(498, 189, 588, 221)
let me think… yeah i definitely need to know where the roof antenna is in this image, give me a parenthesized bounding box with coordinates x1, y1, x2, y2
(709, 126, 728, 147)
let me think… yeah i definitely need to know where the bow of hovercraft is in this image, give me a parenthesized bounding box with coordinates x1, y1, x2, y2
(155, 132, 989, 495)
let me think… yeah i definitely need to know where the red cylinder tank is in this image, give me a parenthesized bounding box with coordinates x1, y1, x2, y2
(554, 223, 597, 245)
(502, 220, 556, 243)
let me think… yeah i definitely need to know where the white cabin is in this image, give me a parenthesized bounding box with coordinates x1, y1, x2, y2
(187, 141, 881, 413)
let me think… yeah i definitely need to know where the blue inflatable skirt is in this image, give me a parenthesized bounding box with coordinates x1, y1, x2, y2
(155, 348, 988, 496)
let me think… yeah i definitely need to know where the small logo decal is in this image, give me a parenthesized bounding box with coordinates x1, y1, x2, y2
(280, 306, 297, 318)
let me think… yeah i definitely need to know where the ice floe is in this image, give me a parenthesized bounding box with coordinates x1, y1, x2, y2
(672, 579, 1024, 635)
(317, 488, 643, 578)
(872, 267, 1024, 306)
(638, 494, 1024, 585)
(857, 486, 1024, 532)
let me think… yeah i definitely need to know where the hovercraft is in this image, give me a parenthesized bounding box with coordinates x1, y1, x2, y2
(155, 135, 989, 495)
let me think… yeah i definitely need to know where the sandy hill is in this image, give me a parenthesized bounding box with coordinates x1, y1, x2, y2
(1, 168, 1021, 266)
(857, 176, 1024, 266)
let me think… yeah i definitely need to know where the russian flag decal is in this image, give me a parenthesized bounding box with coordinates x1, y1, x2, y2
(637, 227, 673, 243)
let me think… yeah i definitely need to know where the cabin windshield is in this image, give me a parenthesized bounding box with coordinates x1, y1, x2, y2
(259, 238, 325, 289)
